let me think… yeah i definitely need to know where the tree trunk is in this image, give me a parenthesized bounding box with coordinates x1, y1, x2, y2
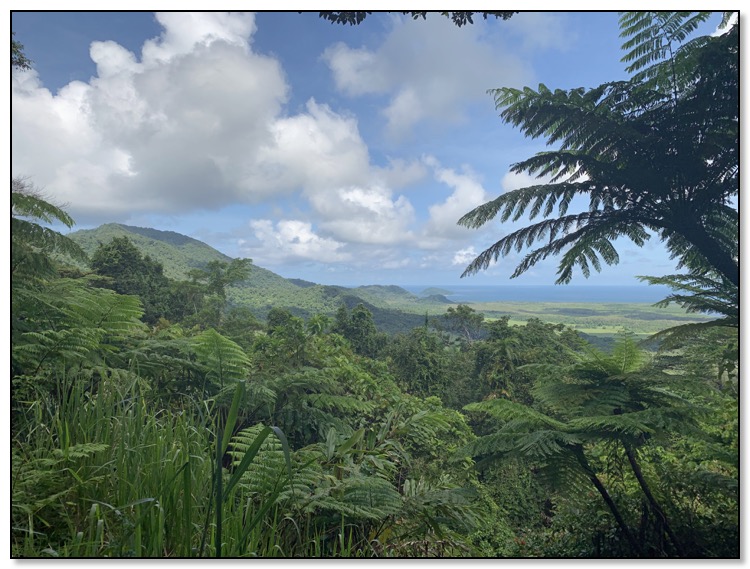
(573, 447, 643, 556)
(623, 443, 685, 557)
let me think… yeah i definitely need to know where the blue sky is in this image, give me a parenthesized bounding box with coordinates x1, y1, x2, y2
(11, 11, 725, 286)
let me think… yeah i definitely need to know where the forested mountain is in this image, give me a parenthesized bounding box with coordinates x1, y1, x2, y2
(68, 223, 713, 337)
(69, 223, 433, 332)
(70, 222, 287, 284)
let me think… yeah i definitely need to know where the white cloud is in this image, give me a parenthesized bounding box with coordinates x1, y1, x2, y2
(501, 171, 540, 193)
(141, 12, 256, 63)
(712, 12, 737, 36)
(12, 12, 289, 220)
(312, 185, 415, 245)
(503, 12, 571, 52)
(373, 158, 427, 189)
(250, 99, 371, 195)
(323, 14, 532, 138)
(321, 44, 389, 96)
(12, 12, 568, 283)
(247, 219, 350, 264)
(417, 159, 490, 249)
(382, 258, 411, 269)
(452, 246, 478, 266)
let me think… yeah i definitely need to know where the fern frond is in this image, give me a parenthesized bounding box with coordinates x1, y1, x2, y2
(303, 475, 403, 522)
(193, 329, 250, 387)
(229, 424, 288, 497)
(464, 399, 567, 431)
(462, 18, 737, 287)
(309, 394, 377, 415)
(619, 12, 712, 74)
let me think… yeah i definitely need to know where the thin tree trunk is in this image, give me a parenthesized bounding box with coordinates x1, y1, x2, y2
(623, 444, 685, 557)
(573, 447, 643, 556)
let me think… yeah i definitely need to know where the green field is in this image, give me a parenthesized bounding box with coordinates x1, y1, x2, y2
(469, 300, 712, 338)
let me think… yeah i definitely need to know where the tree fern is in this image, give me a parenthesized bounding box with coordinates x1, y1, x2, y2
(637, 271, 737, 349)
(192, 329, 250, 389)
(11, 179, 87, 286)
(228, 424, 289, 498)
(13, 279, 145, 378)
(460, 12, 737, 287)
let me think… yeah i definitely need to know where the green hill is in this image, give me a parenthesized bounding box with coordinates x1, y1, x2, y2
(70, 223, 236, 280)
(67, 223, 445, 331)
(420, 287, 454, 297)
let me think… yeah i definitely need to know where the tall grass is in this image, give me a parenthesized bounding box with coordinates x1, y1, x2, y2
(10, 373, 300, 558)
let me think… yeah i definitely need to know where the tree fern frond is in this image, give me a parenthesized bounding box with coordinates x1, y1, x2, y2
(648, 319, 738, 350)
(308, 394, 377, 415)
(303, 474, 403, 522)
(515, 429, 581, 459)
(12, 279, 145, 375)
(12, 180, 76, 228)
(463, 16, 737, 288)
(464, 399, 567, 431)
(619, 12, 712, 73)
(229, 424, 288, 497)
(569, 414, 654, 439)
(535, 451, 592, 497)
(455, 431, 518, 461)
(193, 329, 250, 387)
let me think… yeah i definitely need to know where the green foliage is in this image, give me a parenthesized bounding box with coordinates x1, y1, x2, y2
(386, 327, 450, 399)
(619, 12, 715, 86)
(460, 12, 738, 287)
(637, 269, 737, 351)
(189, 258, 251, 300)
(11, 152, 738, 557)
(332, 303, 387, 359)
(90, 236, 173, 325)
(463, 333, 736, 557)
(12, 179, 87, 287)
(192, 328, 250, 390)
(319, 11, 516, 27)
(438, 304, 486, 344)
(69, 224, 440, 334)
(12, 32, 32, 70)
(70, 223, 237, 281)
(12, 277, 145, 385)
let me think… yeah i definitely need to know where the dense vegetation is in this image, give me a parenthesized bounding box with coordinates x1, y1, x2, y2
(12, 11, 737, 558)
(69, 222, 713, 339)
(11, 183, 738, 557)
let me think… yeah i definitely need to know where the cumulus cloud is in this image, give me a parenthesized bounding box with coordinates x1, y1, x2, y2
(12, 11, 424, 267)
(141, 12, 256, 62)
(372, 158, 428, 189)
(12, 12, 291, 220)
(311, 185, 415, 245)
(11, 12, 530, 276)
(417, 158, 490, 249)
(246, 219, 350, 264)
(322, 14, 531, 138)
(250, 99, 371, 195)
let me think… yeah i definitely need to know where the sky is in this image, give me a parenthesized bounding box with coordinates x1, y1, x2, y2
(10, 10, 726, 287)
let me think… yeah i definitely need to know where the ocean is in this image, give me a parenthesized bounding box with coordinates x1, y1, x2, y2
(402, 285, 674, 304)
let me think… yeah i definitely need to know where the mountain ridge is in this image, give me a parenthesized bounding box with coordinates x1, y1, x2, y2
(68, 223, 442, 333)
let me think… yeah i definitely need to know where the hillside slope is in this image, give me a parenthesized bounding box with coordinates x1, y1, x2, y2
(68, 224, 440, 331)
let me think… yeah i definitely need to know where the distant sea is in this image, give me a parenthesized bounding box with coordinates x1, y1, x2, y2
(403, 285, 674, 304)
